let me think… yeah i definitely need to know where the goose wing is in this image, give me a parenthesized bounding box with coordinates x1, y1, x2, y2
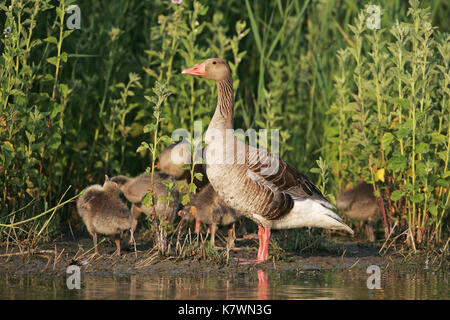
(245, 145, 333, 220)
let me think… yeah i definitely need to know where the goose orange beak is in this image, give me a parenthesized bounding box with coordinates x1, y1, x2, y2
(182, 61, 206, 77)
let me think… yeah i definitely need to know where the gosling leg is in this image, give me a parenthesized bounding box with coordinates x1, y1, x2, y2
(92, 232, 99, 256)
(210, 223, 217, 247)
(129, 204, 140, 244)
(113, 235, 121, 256)
(227, 223, 236, 249)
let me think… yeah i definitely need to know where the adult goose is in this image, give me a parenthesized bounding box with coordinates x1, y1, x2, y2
(76, 175, 133, 256)
(182, 58, 354, 263)
(110, 173, 179, 243)
(159, 141, 239, 238)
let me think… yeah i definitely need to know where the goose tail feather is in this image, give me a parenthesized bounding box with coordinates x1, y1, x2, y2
(272, 198, 354, 235)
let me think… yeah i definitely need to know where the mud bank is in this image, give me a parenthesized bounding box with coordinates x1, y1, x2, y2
(0, 235, 437, 277)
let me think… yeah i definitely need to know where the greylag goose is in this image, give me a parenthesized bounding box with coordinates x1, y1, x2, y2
(337, 181, 380, 242)
(76, 175, 132, 256)
(110, 172, 179, 243)
(159, 141, 241, 243)
(182, 58, 354, 263)
(184, 183, 239, 247)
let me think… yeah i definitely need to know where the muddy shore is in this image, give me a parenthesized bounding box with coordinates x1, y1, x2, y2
(0, 233, 441, 278)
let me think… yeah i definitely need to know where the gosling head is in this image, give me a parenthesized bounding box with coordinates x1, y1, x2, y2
(103, 174, 120, 193)
(182, 58, 231, 82)
(109, 175, 129, 188)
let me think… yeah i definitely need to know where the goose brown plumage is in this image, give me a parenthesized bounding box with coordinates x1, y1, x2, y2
(159, 141, 242, 240)
(110, 172, 179, 243)
(76, 175, 132, 256)
(182, 58, 353, 263)
(337, 181, 381, 242)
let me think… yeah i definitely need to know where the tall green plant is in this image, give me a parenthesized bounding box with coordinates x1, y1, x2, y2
(325, 0, 449, 246)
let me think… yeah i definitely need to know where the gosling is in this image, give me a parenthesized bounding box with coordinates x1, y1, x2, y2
(185, 184, 239, 247)
(158, 140, 209, 191)
(76, 175, 133, 256)
(336, 181, 381, 242)
(110, 172, 179, 243)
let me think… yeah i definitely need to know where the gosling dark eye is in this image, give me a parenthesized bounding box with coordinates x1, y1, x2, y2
(212, 61, 216, 65)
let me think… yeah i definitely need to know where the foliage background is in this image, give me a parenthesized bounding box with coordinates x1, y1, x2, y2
(0, 0, 448, 246)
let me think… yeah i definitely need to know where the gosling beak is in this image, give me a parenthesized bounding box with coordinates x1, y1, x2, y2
(182, 61, 207, 77)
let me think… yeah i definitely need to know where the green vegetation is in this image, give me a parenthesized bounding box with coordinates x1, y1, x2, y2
(0, 0, 448, 252)
(325, 0, 449, 247)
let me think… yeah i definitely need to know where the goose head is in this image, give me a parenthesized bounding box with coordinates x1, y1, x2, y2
(182, 58, 230, 81)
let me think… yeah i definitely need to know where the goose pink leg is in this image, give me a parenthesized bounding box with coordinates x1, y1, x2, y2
(257, 226, 270, 262)
(236, 225, 271, 264)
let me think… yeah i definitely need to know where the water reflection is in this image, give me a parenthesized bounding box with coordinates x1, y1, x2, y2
(0, 268, 447, 300)
(257, 269, 269, 300)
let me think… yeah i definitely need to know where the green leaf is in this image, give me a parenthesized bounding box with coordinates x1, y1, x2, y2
(189, 183, 197, 194)
(392, 98, 410, 107)
(391, 190, 404, 201)
(46, 56, 59, 66)
(50, 103, 63, 119)
(61, 52, 68, 63)
(410, 193, 424, 203)
(47, 133, 61, 152)
(44, 36, 58, 44)
(58, 83, 69, 98)
(416, 142, 428, 154)
(181, 164, 191, 170)
(429, 204, 438, 217)
(63, 30, 73, 39)
(415, 161, 427, 176)
(194, 172, 203, 181)
(141, 193, 153, 207)
(437, 151, 447, 162)
(25, 131, 35, 144)
(136, 141, 150, 153)
(143, 67, 158, 78)
(41, 74, 54, 81)
(143, 123, 156, 133)
(382, 132, 395, 153)
(436, 178, 449, 187)
(430, 132, 446, 145)
(181, 193, 190, 206)
(388, 155, 407, 172)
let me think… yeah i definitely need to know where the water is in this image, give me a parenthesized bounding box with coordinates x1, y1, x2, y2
(0, 267, 447, 300)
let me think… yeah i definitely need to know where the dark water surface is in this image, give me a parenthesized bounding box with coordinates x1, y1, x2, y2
(0, 267, 447, 300)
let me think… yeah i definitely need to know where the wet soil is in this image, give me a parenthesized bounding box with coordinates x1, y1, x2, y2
(0, 233, 435, 277)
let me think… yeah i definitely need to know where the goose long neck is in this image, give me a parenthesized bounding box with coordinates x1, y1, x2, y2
(210, 76, 234, 130)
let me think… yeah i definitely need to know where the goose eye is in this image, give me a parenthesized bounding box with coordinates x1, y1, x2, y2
(212, 61, 216, 65)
